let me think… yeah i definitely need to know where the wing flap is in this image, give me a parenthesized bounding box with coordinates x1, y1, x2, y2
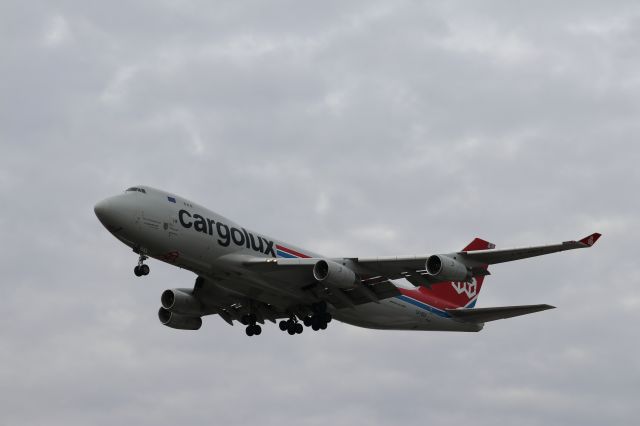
(446, 304, 555, 323)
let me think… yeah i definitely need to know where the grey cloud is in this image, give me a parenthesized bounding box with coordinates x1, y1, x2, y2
(1, 1, 639, 425)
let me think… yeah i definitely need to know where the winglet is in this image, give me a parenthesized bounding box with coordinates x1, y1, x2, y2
(578, 233, 602, 247)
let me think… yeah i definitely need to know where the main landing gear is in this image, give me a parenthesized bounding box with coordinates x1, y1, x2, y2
(134, 253, 150, 277)
(304, 311, 332, 331)
(277, 302, 333, 336)
(279, 318, 303, 335)
(241, 302, 333, 337)
(305, 301, 332, 331)
(241, 314, 262, 337)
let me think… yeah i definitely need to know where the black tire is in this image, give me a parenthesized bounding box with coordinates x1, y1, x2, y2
(134, 266, 142, 277)
(254, 325, 262, 336)
(319, 322, 327, 330)
(140, 264, 150, 276)
(287, 328, 296, 335)
(323, 312, 332, 323)
(245, 326, 254, 337)
(312, 324, 320, 331)
(287, 322, 296, 334)
(303, 317, 312, 327)
(295, 323, 303, 334)
(279, 320, 288, 331)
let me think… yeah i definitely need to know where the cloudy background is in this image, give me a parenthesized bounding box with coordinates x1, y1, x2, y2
(1, 0, 639, 424)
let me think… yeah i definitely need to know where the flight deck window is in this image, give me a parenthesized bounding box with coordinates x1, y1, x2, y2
(126, 187, 146, 194)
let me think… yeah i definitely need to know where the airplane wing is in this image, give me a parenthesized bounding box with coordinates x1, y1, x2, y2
(224, 255, 401, 309)
(187, 271, 399, 327)
(349, 233, 601, 282)
(446, 304, 555, 323)
(458, 233, 601, 265)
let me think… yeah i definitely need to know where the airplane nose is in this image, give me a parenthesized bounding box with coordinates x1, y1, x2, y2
(94, 195, 133, 232)
(94, 199, 108, 219)
(94, 198, 115, 227)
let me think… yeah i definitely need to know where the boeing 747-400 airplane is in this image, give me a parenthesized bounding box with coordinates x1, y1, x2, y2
(94, 186, 600, 337)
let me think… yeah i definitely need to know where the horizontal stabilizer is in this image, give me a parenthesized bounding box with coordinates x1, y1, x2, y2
(446, 304, 555, 323)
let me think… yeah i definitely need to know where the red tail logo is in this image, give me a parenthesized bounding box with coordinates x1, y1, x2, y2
(451, 278, 478, 299)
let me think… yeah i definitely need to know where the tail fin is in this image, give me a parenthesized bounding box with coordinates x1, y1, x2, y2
(419, 238, 495, 308)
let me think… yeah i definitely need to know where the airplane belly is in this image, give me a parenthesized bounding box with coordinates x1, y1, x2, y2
(332, 299, 422, 330)
(332, 298, 482, 332)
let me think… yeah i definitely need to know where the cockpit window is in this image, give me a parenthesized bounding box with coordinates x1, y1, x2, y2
(125, 187, 146, 194)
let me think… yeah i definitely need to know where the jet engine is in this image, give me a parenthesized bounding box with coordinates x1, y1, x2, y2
(161, 288, 203, 316)
(313, 259, 357, 289)
(425, 255, 472, 282)
(158, 307, 202, 330)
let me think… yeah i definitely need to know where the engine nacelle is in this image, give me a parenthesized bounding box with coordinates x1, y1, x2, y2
(161, 288, 203, 316)
(313, 259, 357, 289)
(158, 307, 202, 330)
(425, 255, 472, 282)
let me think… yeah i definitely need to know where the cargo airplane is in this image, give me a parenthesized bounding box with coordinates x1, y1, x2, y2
(94, 186, 600, 337)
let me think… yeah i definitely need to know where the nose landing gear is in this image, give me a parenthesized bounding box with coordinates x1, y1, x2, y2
(134, 253, 150, 277)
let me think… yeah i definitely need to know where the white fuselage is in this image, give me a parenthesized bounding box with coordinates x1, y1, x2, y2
(95, 186, 481, 332)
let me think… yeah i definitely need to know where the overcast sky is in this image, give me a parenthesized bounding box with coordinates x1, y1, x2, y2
(1, 1, 639, 425)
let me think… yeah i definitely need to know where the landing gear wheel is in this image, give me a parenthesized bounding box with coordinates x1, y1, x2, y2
(319, 321, 327, 330)
(323, 312, 332, 323)
(279, 320, 288, 331)
(303, 317, 312, 327)
(134, 252, 149, 277)
(295, 323, 303, 334)
(312, 323, 320, 331)
(287, 321, 296, 333)
(140, 264, 150, 276)
(245, 324, 261, 336)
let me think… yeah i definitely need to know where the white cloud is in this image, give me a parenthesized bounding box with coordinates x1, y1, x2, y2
(437, 18, 539, 65)
(100, 65, 139, 103)
(42, 14, 72, 47)
(350, 225, 397, 243)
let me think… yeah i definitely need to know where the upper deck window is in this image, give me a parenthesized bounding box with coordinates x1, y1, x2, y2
(125, 187, 147, 194)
